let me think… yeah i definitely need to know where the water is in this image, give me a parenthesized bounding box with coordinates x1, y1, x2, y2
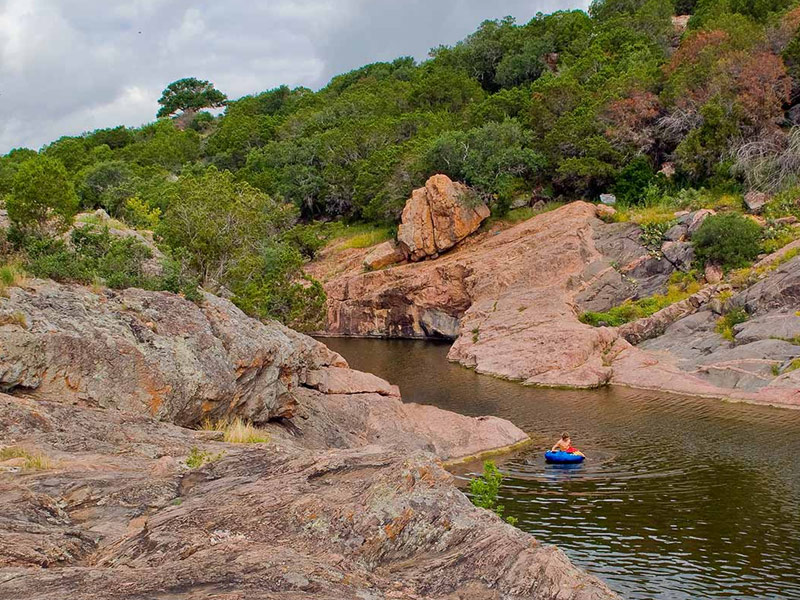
(321, 338, 800, 600)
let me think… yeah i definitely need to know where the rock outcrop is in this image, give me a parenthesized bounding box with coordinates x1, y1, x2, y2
(0, 280, 619, 600)
(311, 201, 800, 408)
(397, 174, 490, 261)
(0, 279, 528, 461)
(0, 393, 614, 600)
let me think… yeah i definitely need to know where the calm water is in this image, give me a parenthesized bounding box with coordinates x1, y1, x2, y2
(322, 338, 800, 600)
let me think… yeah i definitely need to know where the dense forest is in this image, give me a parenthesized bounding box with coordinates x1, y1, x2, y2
(2, 0, 800, 330)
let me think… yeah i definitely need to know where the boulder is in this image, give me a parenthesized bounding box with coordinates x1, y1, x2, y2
(744, 191, 769, 213)
(0, 280, 345, 427)
(595, 203, 617, 221)
(362, 240, 405, 270)
(397, 174, 489, 261)
(682, 209, 715, 235)
(664, 223, 689, 242)
(662, 240, 694, 271)
(705, 263, 723, 284)
(599, 193, 616, 205)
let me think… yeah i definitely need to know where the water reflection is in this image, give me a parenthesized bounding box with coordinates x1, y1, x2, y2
(322, 337, 800, 600)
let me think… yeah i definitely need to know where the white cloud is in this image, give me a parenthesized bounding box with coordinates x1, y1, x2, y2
(0, 0, 586, 153)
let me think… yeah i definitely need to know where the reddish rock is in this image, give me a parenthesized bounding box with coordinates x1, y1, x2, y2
(397, 174, 490, 261)
(595, 204, 617, 221)
(705, 263, 723, 284)
(363, 240, 405, 270)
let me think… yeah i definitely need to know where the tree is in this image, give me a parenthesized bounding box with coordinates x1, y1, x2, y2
(156, 78, 227, 119)
(7, 155, 79, 232)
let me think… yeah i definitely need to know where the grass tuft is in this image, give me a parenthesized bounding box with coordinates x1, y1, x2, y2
(201, 416, 270, 444)
(185, 446, 224, 468)
(0, 263, 27, 297)
(715, 307, 749, 342)
(0, 447, 52, 470)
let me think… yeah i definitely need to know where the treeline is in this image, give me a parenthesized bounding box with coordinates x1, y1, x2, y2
(2, 0, 800, 329)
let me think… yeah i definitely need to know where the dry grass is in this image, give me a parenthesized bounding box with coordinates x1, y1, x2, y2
(201, 416, 270, 444)
(0, 310, 27, 328)
(0, 263, 27, 297)
(0, 447, 53, 471)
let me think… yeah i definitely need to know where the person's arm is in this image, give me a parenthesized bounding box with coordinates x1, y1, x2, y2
(551, 443, 560, 452)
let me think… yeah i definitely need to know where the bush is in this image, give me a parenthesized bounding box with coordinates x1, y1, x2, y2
(468, 460, 517, 525)
(715, 307, 749, 341)
(7, 156, 79, 232)
(693, 213, 761, 270)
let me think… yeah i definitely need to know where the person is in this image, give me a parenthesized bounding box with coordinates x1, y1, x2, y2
(551, 432, 585, 457)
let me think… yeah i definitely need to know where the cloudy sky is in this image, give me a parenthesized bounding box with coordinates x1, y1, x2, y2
(0, 0, 587, 154)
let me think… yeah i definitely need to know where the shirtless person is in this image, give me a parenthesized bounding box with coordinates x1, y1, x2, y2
(551, 432, 585, 457)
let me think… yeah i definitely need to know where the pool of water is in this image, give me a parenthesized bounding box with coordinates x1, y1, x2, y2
(321, 337, 800, 600)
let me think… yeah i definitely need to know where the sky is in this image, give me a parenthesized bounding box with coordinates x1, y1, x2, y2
(0, 0, 587, 154)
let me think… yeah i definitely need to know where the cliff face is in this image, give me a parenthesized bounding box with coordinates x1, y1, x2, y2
(0, 280, 618, 599)
(311, 202, 800, 408)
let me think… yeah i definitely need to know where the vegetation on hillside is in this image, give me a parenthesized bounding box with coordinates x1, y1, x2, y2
(3, 0, 800, 330)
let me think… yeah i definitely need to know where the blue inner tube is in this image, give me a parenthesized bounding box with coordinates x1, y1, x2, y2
(545, 450, 585, 464)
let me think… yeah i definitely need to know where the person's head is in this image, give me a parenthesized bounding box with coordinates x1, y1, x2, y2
(561, 432, 570, 442)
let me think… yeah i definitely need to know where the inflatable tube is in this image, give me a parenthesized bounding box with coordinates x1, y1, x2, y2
(545, 450, 585, 464)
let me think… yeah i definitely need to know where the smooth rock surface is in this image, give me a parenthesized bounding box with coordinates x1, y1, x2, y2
(0, 392, 612, 600)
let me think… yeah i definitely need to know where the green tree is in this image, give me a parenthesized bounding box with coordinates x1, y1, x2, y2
(7, 155, 79, 232)
(156, 77, 227, 119)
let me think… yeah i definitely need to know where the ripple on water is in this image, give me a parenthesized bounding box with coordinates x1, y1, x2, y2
(322, 338, 800, 600)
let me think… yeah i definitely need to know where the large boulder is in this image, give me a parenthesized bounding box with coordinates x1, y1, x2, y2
(0, 279, 345, 427)
(397, 174, 490, 261)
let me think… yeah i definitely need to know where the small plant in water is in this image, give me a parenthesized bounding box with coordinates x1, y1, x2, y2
(469, 460, 518, 526)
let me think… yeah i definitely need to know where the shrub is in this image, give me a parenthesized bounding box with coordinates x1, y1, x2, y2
(7, 155, 79, 232)
(185, 446, 223, 468)
(468, 460, 517, 525)
(715, 307, 749, 341)
(0, 263, 27, 297)
(693, 213, 762, 270)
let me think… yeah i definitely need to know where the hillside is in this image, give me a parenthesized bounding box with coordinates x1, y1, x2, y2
(3, 0, 800, 333)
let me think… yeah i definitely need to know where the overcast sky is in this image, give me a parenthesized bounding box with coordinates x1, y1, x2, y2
(0, 0, 587, 154)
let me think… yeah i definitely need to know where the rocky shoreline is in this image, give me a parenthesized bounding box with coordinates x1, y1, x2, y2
(308, 180, 800, 409)
(0, 279, 616, 599)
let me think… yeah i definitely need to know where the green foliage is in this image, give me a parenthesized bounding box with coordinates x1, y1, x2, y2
(4, 1, 800, 333)
(693, 213, 762, 269)
(7, 155, 79, 232)
(468, 460, 517, 525)
(185, 446, 223, 468)
(715, 306, 749, 341)
(157, 77, 227, 118)
(158, 168, 324, 329)
(581, 271, 702, 326)
(613, 156, 657, 204)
